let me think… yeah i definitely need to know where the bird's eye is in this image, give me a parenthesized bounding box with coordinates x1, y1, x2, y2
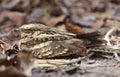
(5, 49, 18, 56)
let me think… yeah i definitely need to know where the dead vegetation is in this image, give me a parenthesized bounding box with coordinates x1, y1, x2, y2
(0, 0, 120, 77)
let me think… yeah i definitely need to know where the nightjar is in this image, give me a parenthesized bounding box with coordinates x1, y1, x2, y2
(18, 24, 93, 59)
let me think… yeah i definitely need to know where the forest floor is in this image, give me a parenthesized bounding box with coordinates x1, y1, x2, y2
(0, 0, 120, 77)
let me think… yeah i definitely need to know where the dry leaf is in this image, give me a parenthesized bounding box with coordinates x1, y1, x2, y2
(0, 11, 27, 26)
(65, 23, 84, 35)
(27, 8, 46, 23)
(46, 15, 66, 26)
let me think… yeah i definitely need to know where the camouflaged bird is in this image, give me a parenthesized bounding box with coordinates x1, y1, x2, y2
(19, 24, 88, 59)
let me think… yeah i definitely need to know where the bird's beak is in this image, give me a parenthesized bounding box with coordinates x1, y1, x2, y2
(7, 56, 11, 60)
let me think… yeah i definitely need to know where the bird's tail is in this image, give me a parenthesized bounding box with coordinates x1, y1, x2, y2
(76, 31, 107, 48)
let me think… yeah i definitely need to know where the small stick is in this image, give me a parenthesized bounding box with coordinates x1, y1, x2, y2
(40, 56, 88, 65)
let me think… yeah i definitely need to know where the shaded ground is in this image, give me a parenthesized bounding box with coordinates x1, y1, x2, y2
(32, 58, 119, 77)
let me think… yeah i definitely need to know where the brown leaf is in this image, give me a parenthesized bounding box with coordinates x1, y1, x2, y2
(46, 15, 66, 26)
(2, 0, 31, 11)
(0, 11, 27, 26)
(65, 23, 84, 35)
(70, 16, 95, 27)
(91, 0, 107, 12)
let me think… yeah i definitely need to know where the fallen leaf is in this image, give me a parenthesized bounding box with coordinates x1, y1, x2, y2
(70, 15, 95, 27)
(2, 0, 31, 11)
(65, 22, 84, 35)
(0, 11, 27, 26)
(91, 0, 107, 12)
(2, 0, 21, 10)
(46, 15, 66, 26)
(27, 8, 46, 23)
